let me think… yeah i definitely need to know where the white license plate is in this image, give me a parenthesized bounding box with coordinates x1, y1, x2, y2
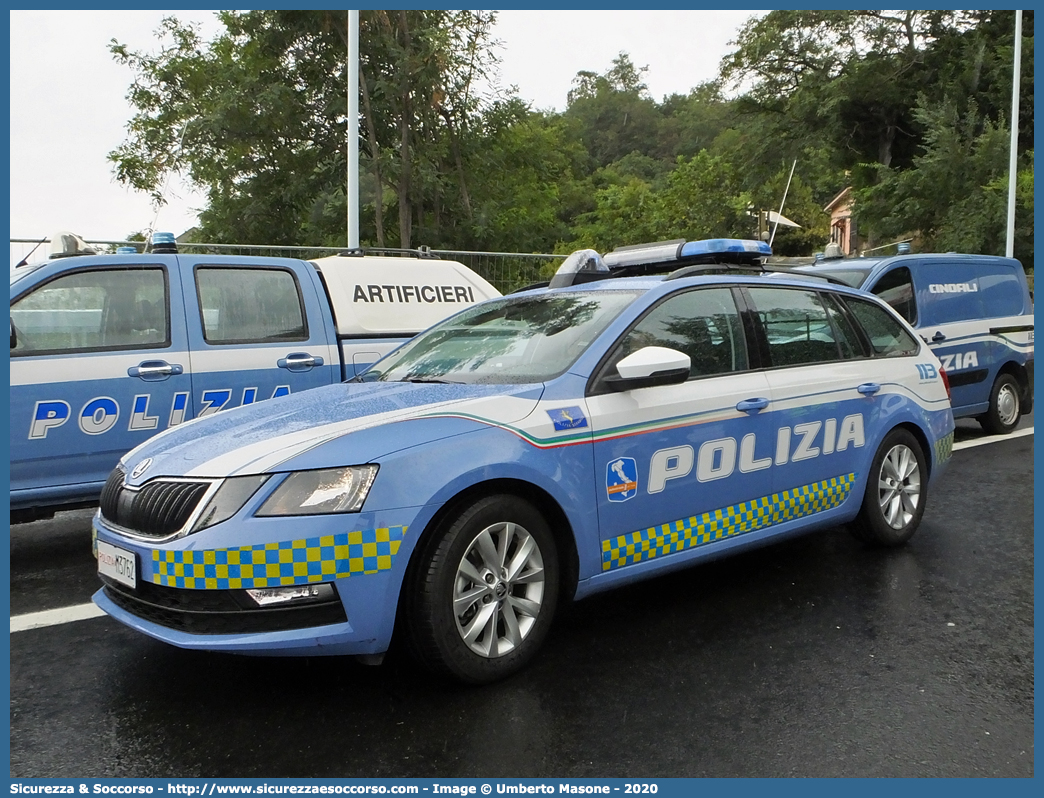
(97, 540, 137, 589)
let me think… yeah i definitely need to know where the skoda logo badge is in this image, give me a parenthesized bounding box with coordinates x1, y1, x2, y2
(130, 458, 153, 479)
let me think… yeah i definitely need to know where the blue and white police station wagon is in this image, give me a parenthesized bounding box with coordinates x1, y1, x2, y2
(93, 239, 955, 683)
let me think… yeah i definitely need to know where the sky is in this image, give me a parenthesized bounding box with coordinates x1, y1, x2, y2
(9, 9, 759, 264)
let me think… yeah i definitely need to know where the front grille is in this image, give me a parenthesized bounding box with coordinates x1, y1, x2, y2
(100, 467, 213, 538)
(101, 577, 348, 635)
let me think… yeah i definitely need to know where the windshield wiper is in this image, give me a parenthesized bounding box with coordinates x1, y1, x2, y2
(401, 377, 461, 384)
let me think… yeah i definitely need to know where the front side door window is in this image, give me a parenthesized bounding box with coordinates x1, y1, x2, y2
(871, 267, 916, 325)
(602, 287, 749, 380)
(12, 267, 168, 354)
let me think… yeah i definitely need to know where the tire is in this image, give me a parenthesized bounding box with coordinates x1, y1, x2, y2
(978, 373, 1021, 435)
(850, 428, 928, 547)
(406, 494, 559, 684)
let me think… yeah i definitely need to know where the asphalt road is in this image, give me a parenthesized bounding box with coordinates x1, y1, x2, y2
(8, 416, 1034, 778)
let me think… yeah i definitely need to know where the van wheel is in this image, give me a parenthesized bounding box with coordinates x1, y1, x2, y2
(850, 429, 927, 547)
(406, 495, 559, 684)
(979, 373, 1021, 435)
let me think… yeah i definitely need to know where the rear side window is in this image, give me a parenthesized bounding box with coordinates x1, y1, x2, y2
(196, 267, 307, 344)
(746, 287, 848, 367)
(870, 267, 916, 324)
(844, 297, 920, 357)
(11, 267, 168, 355)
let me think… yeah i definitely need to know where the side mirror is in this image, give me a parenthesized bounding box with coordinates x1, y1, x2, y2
(604, 346, 691, 392)
(10, 318, 15, 349)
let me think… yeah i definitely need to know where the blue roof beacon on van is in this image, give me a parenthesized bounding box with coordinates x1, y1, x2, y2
(92, 238, 956, 683)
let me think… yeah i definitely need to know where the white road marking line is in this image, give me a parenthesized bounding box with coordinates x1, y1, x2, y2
(953, 426, 1033, 451)
(8, 426, 1033, 633)
(10, 602, 106, 633)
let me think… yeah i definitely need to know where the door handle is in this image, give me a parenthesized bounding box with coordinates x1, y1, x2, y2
(736, 397, 769, 414)
(932, 331, 947, 342)
(278, 352, 324, 372)
(128, 360, 183, 381)
(857, 383, 881, 396)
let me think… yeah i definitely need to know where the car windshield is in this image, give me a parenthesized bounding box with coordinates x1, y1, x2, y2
(361, 290, 639, 384)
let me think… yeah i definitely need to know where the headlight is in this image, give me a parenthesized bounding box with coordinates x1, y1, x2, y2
(190, 474, 270, 534)
(256, 465, 379, 516)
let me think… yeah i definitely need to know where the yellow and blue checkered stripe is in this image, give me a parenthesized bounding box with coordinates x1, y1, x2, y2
(601, 474, 855, 571)
(934, 431, 954, 464)
(152, 525, 407, 589)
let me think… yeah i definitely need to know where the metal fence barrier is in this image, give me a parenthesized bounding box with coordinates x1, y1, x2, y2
(10, 238, 563, 296)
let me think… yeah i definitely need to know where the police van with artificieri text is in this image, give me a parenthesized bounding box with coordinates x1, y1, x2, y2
(10, 231, 499, 522)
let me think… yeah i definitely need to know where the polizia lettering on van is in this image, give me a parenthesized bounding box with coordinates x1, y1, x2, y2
(937, 351, 979, 372)
(27, 386, 291, 439)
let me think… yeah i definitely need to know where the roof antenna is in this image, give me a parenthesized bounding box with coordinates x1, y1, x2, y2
(769, 159, 798, 248)
(14, 235, 48, 268)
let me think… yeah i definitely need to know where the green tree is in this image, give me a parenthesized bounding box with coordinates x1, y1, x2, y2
(567, 178, 661, 252)
(654, 152, 752, 240)
(721, 10, 978, 176)
(564, 53, 664, 168)
(856, 99, 1034, 269)
(657, 82, 737, 162)
(109, 10, 500, 249)
(442, 100, 589, 253)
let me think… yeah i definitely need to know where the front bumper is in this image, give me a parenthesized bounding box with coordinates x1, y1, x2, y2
(92, 504, 424, 656)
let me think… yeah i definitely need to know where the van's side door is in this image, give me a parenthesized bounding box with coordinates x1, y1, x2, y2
(182, 259, 339, 418)
(10, 258, 192, 500)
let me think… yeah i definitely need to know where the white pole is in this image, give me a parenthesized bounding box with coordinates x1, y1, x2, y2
(347, 10, 360, 249)
(769, 159, 797, 247)
(1005, 10, 1022, 258)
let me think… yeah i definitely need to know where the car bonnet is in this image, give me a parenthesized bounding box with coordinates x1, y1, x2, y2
(118, 381, 544, 484)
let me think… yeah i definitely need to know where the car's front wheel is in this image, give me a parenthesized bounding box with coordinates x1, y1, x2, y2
(406, 494, 559, 683)
(978, 372, 1022, 435)
(850, 428, 927, 547)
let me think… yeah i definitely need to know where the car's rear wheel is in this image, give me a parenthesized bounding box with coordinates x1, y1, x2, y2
(978, 372, 1021, 435)
(406, 494, 559, 683)
(850, 428, 927, 547)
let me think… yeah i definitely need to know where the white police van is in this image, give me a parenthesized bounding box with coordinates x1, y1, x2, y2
(797, 253, 1033, 434)
(10, 232, 499, 522)
(91, 238, 955, 683)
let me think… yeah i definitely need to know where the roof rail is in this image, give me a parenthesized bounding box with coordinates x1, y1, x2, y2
(663, 262, 769, 281)
(335, 246, 440, 259)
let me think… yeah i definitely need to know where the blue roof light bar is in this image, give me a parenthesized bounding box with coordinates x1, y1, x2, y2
(603, 238, 771, 269)
(679, 238, 772, 258)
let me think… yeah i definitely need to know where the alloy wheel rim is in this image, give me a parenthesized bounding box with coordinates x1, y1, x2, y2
(452, 521, 545, 658)
(877, 444, 921, 529)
